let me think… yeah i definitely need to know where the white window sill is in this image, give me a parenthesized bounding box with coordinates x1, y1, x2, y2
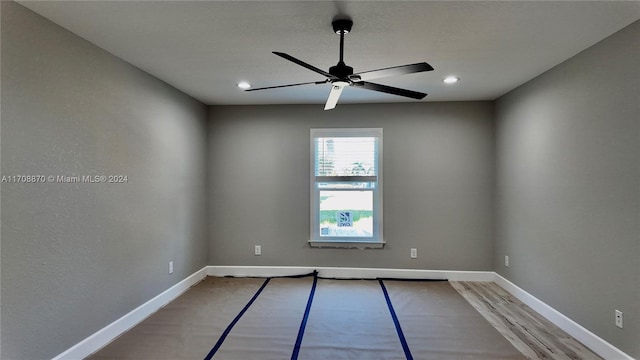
(308, 240, 385, 249)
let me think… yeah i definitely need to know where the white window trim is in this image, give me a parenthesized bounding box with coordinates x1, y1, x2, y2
(309, 128, 384, 249)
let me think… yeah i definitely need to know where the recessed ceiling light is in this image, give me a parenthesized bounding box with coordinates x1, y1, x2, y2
(443, 76, 459, 84)
(237, 81, 251, 89)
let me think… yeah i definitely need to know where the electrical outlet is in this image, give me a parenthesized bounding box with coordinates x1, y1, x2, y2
(615, 310, 623, 328)
(505, 255, 510, 267)
(168, 261, 174, 274)
(410, 248, 417, 259)
(254, 245, 261, 256)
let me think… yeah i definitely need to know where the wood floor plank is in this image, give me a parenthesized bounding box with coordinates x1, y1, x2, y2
(470, 282, 562, 358)
(466, 281, 591, 360)
(451, 281, 601, 360)
(451, 281, 542, 359)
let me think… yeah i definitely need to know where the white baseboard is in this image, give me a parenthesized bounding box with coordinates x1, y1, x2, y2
(206, 265, 495, 281)
(494, 273, 634, 360)
(52, 266, 208, 360)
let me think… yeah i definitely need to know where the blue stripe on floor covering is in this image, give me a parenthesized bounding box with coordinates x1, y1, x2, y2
(379, 279, 414, 360)
(203, 278, 271, 360)
(290, 271, 318, 360)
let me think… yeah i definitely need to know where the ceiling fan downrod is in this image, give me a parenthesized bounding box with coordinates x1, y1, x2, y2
(329, 18, 354, 80)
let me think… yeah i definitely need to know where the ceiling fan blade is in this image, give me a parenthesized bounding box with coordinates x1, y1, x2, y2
(324, 83, 346, 110)
(273, 52, 337, 79)
(245, 80, 328, 92)
(354, 81, 427, 100)
(349, 62, 434, 82)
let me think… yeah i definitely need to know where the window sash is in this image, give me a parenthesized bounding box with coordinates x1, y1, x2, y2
(315, 136, 378, 177)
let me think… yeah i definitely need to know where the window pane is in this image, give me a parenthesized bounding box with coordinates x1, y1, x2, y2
(315, 137, 377, 176)
(319, 190, 373, 237)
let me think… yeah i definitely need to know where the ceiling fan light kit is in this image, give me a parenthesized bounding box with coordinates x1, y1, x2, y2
(246, 17, 434, 110)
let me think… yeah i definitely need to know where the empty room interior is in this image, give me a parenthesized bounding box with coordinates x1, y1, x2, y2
(1, 1, 639, 359)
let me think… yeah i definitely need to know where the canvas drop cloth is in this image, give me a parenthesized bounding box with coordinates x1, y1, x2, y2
(87, 275, 525, 360)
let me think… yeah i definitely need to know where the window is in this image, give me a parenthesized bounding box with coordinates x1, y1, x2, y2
(309, 128, 383, 248)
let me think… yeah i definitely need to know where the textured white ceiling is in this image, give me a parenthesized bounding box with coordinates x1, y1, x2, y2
(18, 1, 640, 106)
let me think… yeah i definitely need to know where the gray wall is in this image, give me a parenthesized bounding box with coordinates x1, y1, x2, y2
(1, 2, 208, 359)
(208, 102, 495, 270)
(494, 20, 639, 358)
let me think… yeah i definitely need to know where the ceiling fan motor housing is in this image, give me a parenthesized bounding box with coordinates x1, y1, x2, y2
(329, 62, 354, 79)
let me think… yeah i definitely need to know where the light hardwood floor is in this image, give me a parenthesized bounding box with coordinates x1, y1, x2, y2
(451, 281, 601, 360)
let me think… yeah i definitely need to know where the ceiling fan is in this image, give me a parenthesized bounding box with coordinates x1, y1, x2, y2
(245, 18, 434, 110)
